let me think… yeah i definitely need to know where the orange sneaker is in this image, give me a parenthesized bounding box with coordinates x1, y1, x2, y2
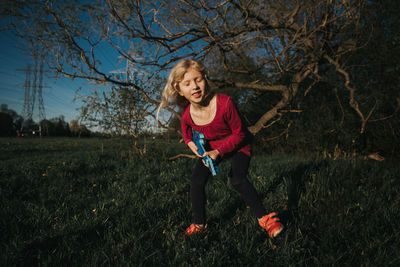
(184, 224, 208, 236)
(258, 212, 283, 238)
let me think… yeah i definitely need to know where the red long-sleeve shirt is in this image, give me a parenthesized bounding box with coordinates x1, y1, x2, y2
(181, 94, 252, 158)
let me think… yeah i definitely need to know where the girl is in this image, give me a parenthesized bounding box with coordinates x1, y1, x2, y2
(158, 59, 283, 238)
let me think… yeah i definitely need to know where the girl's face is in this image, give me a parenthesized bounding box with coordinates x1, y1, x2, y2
(177, 67, 206, 105)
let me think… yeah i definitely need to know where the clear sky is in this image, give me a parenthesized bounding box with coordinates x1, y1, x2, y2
(0, 27, 89, 124)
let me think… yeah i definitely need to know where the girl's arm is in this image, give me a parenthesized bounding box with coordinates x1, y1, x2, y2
(181, 117, 202, 158)
(181, 116, 193, 146)
(212, 97, 246, 157)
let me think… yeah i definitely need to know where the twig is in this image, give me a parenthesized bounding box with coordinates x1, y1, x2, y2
(169, 154, 196, 160)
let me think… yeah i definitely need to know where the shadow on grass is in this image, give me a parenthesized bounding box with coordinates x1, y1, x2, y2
(279, 160, 329, 228)
(250, 160, 330, 231)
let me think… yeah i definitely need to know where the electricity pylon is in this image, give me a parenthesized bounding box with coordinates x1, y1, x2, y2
(19, 53, 48, 135)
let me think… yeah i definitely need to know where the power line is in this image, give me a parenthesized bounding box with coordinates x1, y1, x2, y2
(0, 70, 20, 77)
(46, 93, 73, 107)
(97, 44, 118, 70)
(0, 82, 25, 89)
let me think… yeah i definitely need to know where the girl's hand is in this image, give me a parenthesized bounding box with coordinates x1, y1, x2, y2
(187, 141, 202, 158)
(188, 142, 219, 167)
(203, 149, 220, 160)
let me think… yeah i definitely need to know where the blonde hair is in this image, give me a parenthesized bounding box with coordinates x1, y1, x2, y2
(156, 59, 209, 121)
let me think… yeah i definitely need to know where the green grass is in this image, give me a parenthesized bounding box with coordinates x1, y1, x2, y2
(1, 137, 399, 266)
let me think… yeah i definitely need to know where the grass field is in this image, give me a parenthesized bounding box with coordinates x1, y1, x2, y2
(1, 137, 399, 266)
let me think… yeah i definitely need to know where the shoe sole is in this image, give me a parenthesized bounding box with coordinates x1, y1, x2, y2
(271, 226, 283, 238)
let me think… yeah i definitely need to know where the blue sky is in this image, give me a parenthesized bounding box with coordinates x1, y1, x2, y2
(0, 28, 86, 123)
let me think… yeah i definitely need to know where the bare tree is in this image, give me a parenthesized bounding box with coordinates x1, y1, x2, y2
(77, 84, 148, 137)
(2, 0, 384, 135)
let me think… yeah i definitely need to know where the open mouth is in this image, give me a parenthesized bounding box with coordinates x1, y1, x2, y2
(192, 91, 202, 98)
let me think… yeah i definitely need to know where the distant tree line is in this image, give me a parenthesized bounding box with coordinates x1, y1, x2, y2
(0, 104, 92, 137)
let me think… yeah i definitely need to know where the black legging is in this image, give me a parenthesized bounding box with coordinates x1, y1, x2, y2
(190, 152, 266, 224)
